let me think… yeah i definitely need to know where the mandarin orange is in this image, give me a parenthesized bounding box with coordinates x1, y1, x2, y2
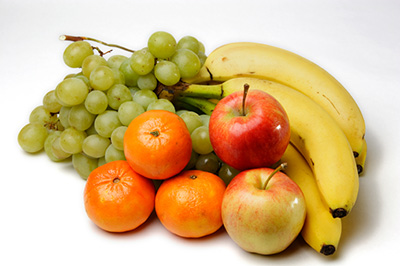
(155, 170, 226, 238)
(124, 110, 192, 180)
(84, 160, 155, 233)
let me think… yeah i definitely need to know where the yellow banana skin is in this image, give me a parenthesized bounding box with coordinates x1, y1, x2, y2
(178, 77, 359, 217)
(355, 138, 368, 175)
(281, 144, 342, 256)
(184, 42, 366, 157)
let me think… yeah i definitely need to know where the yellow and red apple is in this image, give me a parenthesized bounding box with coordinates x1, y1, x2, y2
(221, 167, 306, 255)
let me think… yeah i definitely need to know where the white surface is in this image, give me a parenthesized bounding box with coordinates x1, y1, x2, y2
(1, 0, 399, 265)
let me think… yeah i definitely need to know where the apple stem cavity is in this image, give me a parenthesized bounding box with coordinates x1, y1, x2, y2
(262, 162, 287, 190)
(242, 83, 250, 116)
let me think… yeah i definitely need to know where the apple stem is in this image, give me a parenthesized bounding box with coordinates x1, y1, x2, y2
(262, 163, 287, 190)
(242, 83, 250, 116)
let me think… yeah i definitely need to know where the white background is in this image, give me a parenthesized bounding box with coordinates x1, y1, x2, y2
(1, 0, 399, 265)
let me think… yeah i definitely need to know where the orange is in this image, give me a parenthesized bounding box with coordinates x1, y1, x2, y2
(155, 170, 226, 238)
(83, 160, 155, 233)
(124, 110, 192, 180)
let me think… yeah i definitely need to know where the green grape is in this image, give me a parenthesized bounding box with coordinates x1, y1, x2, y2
(132, 89, 158, 109)
(198, 41, 206, 54)
(154, 60, 180, 86)
(107, 55, 128, 69)
(176, 36, 200, 54)
(82, 134, 111, 158)
(175, 109, 189, 116)
(85, 123, 97, 135)
(29, 105, 58, 128)
(197, 51, 207, 66)
(89, 65, 115, 91)
(82, 54, 107, 78)
(43, 90, 62, 113)
(171, 48, 201, 79)
(72, 153, 98, 180)
(110, 126, 127, 150)
(51, 137, 72, 160)
(107, 84, 132, 110)
(112, 67, 125, 85)
(148, 31, 176, 59)
(179, 111, 203, 134)
(137, 72, 158, 90)
(118, 101, 145, 126)
(199, 114, 210, 127)
(218, 163, 241, 186)
(152, 179, 163, 191)
(85, 90, 108, 114)
(105, 144, 126, 163)
(59, 127, 87, 154)
(63, 41, 93, 68)
(94, 110, 122, 138)
(98, 156, 106, 167)
(195, 152, 220, 174)
(191, 126, 213, 154)
(55, 77, 89, 106)
(147, 99, 175, 113)
(129, 87, 140, 97)
(44, 131, 64, 162)
(130, 47, 155, 75)
(183, 150, 199, 170)
(68, 104, 96, 131)
(18, 123, 48, 153)
(64, 73, 76, 80)
(59, 106, 71, 128)
(74, 73, 90, 86)
(119, 59, 140, 87)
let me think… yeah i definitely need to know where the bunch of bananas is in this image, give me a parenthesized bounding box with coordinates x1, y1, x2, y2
(156, 42, 367, 256)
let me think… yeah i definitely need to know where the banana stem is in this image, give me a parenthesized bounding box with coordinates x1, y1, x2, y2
(177, 97, 216, 115)
(156, 81, 224, 101)
(181, 83, 224, 99)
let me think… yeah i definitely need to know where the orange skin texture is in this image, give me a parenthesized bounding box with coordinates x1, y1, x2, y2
(155, 170, 226, 238)
(124, 110, 192, 180)
(84, 160, 155, 233)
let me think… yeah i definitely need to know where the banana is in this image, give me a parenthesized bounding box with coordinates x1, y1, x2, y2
(355, 138, 368, 175)
(183, 42, 366, 157)
(166, 77, 359, 218)
(281, 144, 342, 256)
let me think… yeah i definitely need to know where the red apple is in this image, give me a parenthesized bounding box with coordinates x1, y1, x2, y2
(222, 165, 306, 255)
(209, 85, 290, 171)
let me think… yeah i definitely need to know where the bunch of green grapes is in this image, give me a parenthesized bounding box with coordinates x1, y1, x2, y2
(18, 31, 239, 184)
(127, 31, 206, 89)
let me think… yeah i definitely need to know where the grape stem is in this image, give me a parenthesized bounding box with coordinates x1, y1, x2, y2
(59, 34, 135, 53)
